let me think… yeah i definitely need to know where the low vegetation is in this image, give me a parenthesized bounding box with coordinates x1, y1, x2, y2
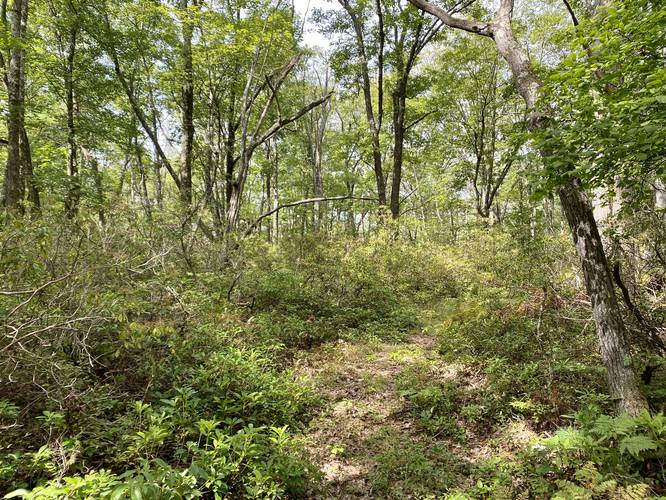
(2, 215, 664, 498)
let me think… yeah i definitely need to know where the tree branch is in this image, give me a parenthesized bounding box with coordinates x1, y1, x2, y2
(244, 195, 376, 237)
(407, 0, 492, 37)
(561, 0, 579, 26)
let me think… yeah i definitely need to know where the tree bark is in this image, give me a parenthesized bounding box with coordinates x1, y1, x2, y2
(64, 22, 79, 218)
(655, 178, 666, 219)
(339, 0, 386, 209)
(390, 77, 407, 219)
(409, 0, 647, 415)
(3, 0, 27, 213)
(81, 147, 106, 225)
(559, 179, 647, 414)
(179, 0, 194, 207)
(271, 140, 279, 243)
(20, 124, 39, 216)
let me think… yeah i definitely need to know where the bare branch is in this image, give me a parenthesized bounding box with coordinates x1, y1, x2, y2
(407, 0, 492, 37)
(244, 195, 376, 237)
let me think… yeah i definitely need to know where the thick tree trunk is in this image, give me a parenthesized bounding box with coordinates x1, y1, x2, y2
(409, 0, 647, 415)
(559, 179, 647, 414)
(3, 0, 27, 212)
(179, 0, 194, 207)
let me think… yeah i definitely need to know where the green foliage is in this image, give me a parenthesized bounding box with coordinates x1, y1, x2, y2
(397, 366, 468, 440)
(366, 429, 463, 498)
(523, 411, 666, 497)
(433, 230, 609, 428)
(538, 0, 666, 194)
(235, 236, 453, 349)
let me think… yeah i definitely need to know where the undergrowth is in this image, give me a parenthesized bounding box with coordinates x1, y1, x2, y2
(1, 217, 664, 497)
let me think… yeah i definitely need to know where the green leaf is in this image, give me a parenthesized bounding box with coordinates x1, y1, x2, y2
(4, 490, 30, 499)
(110, 485, 128, 500)
(619, 435, 659, 457)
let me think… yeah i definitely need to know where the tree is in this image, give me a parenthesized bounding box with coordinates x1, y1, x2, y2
(408, 0, 648, 415)
(2, 0, 28, 213)
(326, 0, 440, 218)
(178, 0, 194, 207)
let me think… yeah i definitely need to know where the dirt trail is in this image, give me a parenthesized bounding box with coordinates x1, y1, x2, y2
(294, 330, 459, 498)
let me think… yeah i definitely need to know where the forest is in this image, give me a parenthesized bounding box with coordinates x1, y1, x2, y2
(0, 0, 665, 497)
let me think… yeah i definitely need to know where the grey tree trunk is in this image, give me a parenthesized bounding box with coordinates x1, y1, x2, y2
(81, 147, 106, 225)
(271, 141, 279, 243)
(311, 92, 329, 231)
(409, 0, 647, 415)
(655, 178, 666, 219)
(3, 0, 27, 212)
(559, 179, 646, 414)
(20, 125, 39, 216)
(64, 24, 79, 218)
(339, 0, 386, 210)
(179, 0, 194, 207)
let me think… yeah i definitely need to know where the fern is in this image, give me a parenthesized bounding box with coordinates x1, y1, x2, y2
(618, 435, 659, 458)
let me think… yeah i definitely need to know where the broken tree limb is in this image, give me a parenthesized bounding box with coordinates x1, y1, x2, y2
(243, 195, 377, 238)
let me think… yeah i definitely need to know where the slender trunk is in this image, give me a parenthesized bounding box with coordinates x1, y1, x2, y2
(82, 148, 106, 225)
(20, 126, 39, 216)
(656, 178, 666, 219)
(149, 100, 163, 209)
(390, 78, 407, 219)
(311, 97, 328, 230)
(312, 144, 324, 230)
(311, 88, 328, 230)
(3, 0, 27, 212)
(226, 155, 245, 230)
(133, 136, 152, 220)
(225, 122, 237, 208)
(204, 106, 222, 232)
(339, 0, 385, 210)
(271, 142, 279, 243)
(64, 25, 79, 218)
(179, 0, 194, 206)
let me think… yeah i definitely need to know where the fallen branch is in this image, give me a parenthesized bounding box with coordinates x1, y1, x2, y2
(244, 195, 377, 238)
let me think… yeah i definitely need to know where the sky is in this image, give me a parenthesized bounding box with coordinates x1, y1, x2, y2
(292, 0, 338, 50)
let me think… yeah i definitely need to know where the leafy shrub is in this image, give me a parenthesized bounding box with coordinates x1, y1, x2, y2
(366, 429, 464, 498)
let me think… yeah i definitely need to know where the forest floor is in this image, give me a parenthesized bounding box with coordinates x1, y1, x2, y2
(293, 308, 538, 498)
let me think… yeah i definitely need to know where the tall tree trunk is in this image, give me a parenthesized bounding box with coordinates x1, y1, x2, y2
(271, 141, 279, 243)
(81, 147, 106, 225)
(133, 135, 152, 220)
(3, 0, 27, 212)
(409, 0, 647, 415)
(310, 71, 329, 231)
(390, 78, 407, 219)
(559, 179, 646, 414)
(20, 126, 39, 215)
(179, 0, 194, 207)
(339, 0, 386, 210)
(654, 178, 665, 219)
(147, 89, 163, 209)
(64, 24, 79, 218)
